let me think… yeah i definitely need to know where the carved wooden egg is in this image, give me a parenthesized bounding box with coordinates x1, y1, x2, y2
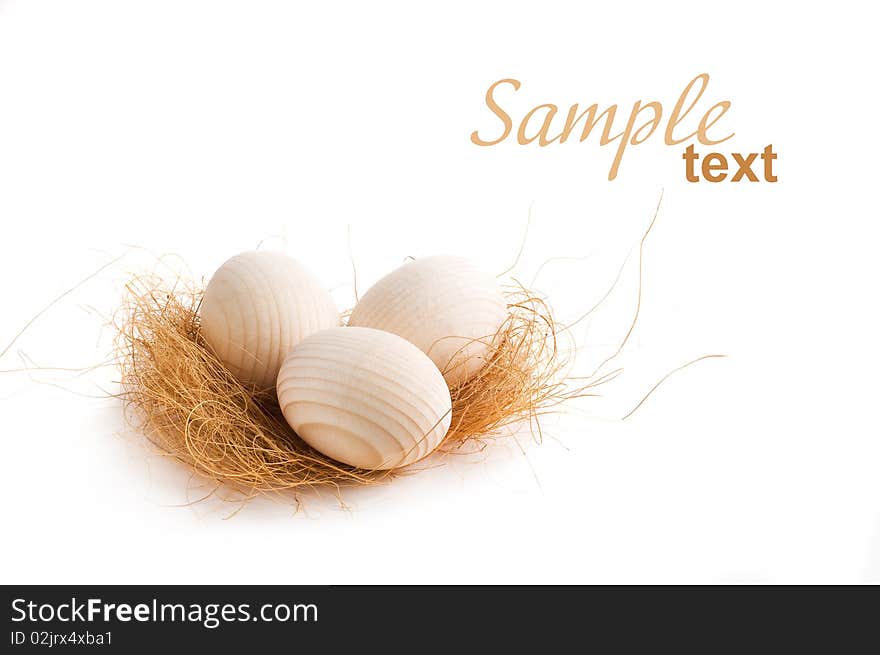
(199, 251, 338, 390)
(276, 327, 452, 470)
(348, 256, 507, 387)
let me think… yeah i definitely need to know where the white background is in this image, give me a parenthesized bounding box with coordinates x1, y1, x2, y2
(1, 1, 878, 584)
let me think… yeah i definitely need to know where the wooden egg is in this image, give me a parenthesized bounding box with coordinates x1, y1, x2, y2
(199, 251, 338, 390)
(276, 327, 452, 470)
(348, 255, 507, 387)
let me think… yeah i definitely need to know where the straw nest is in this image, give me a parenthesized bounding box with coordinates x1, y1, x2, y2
(115, 274, 611, 499)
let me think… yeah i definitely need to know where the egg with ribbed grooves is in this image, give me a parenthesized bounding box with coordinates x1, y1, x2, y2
(199, 251, 338, 390)
(348, 256, 507, 387)
(276, 327, 452, 470)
